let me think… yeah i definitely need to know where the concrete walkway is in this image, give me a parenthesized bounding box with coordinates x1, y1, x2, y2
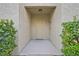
(20, 39, 61, 56)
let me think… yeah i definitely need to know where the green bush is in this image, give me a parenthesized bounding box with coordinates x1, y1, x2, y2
(61, 16, 79, 56)
(62, 44, 79, 56)
(0, 19, 17, 56)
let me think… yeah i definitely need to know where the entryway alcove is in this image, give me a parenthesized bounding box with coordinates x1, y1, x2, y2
(26, 6, 56, 40)
(20, 6, 61, 55)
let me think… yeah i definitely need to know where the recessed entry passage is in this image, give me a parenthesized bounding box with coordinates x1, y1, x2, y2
(26, 6, 56, 40)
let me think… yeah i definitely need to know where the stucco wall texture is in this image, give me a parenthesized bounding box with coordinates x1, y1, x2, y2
(19, 4, 31, 54)
(0, 3, 79, 55)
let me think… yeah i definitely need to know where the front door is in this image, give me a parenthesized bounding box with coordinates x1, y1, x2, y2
(31, 14, 50, 40)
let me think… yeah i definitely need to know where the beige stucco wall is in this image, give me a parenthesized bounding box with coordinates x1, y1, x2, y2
(31, 14, 50, 40)
(19, 4, 31, 53)
(0, 3, 19, 32)
(50, 4, 62, 52)
(61, 4, 79, 21)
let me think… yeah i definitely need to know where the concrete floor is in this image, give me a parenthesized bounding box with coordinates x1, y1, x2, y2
(20, 39, 61, 56)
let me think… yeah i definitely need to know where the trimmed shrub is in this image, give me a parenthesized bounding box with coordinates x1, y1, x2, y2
(61, 16, 79, 56)
(0, 19, 17, 56)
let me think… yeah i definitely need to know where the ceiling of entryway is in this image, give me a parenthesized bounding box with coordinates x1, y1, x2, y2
(25, 6, 56, 15)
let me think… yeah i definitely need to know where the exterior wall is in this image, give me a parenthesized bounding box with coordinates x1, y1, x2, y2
(31, 14, 50, 40)
(19, 4, 31, 53)
(61, 4, 79, 21)
(0, 3, 19, 55)
(0, 3, 19, 31)
(50, 4, 62, 52)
